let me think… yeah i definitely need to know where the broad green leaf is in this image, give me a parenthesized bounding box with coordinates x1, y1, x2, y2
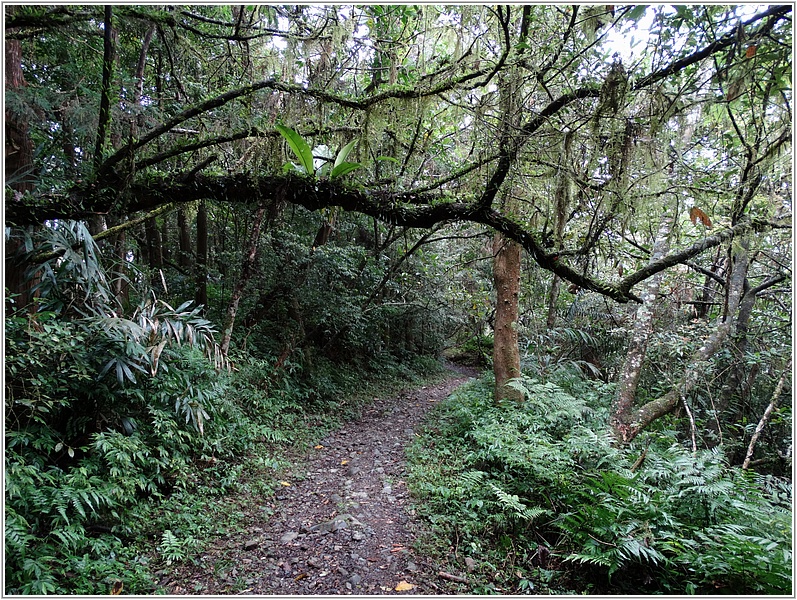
(330, 161, 362, 179)
(334, 139, 358, 168)
(275, 124, 314, 175)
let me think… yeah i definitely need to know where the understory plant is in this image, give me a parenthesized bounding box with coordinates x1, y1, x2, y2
(407, 375, 792, 595)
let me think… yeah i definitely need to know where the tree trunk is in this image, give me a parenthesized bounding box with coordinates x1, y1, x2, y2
(492, 232, 523, 402)
(742, 358, 791, 469)
(94, 5, 114, 170)
(619, 235, 750, 443)
(177, 207, 193, 268)
(5, 6, 33, 193)
(195, 200, 208, 308)
(145, 217, 163, 269)
(610, 213, 673, 441)
(220, 205, 267, 356)
(5, 6, 36, 309)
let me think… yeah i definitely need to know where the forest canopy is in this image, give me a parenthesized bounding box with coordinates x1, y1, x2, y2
(6, 4, 791, 301)
(4, 4, 792, 595)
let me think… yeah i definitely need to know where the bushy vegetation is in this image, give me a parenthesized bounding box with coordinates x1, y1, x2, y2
(4, 221, 447, 594)
(407, 375, 792, 595)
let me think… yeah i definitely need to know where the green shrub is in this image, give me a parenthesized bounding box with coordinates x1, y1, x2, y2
(408, 375, 793, 595)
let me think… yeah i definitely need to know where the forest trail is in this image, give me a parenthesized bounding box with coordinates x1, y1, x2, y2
(160, 368, 477, 595)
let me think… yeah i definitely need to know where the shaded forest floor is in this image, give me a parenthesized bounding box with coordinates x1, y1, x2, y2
(158, 367, 477, 595)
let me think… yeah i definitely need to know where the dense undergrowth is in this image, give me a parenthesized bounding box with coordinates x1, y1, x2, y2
(4, 220, 451, 594)
(407, 373, 792, 595)
(6, 315, 444, 595)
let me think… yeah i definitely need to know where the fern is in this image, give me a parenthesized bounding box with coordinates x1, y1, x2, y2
(489, 483, 549, 523)
(158, 529, 199, 565)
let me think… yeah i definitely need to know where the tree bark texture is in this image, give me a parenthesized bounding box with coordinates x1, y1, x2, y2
(619, 235, 750, 443)
(610, 213, 673, 442)
(492, 233, 523, 402)
(177, 208, 193, 269)
(93, 5, 114, 170)
(5, 6, 33, 193)
(5, 6, 37, 308)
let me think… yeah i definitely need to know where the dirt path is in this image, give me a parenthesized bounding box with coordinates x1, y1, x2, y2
(161, 369, 475, 595)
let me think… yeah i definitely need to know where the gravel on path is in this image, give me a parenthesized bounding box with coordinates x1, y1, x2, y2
(160, 370, 475, 595)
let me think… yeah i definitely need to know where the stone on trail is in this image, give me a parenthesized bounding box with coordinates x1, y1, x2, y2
(280, 531, 300, 544)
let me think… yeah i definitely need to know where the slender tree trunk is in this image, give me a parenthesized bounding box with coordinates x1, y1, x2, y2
(742, 358, 791, 469)
(220, 205, 267, 356)
(90, 5, 115, 236)
(161, 216, 171, 263)
(5, 6, 37, 310)
(177, 208, 193, 268)
(707, 268, 786, 446)
(5, 6, 33, 193)
(695, 247, 724, 319)
(493, 232, 523, 401)
(546, 275, 561, 329)
(610, 213, 673, 441)
(619, 235, 750, 443)
(94, 5, 114, 170)
(145, 218, 163, 269)
(195, 200, 208, 308)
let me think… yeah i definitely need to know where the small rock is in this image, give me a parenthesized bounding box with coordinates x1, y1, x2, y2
(244, 539, 259, 551)
(330, 493, 342, 503)
(307, 557, 321, 568)
(352, 531, 365, 541)
(465, 557, 477, 572)
(337, 566, 350, 577)
(280, 531, 299, 544)
(348, 574, 362, 586)
(407, 561, 418, 572)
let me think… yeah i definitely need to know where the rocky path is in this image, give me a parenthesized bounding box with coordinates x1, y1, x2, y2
(162, 370, 475, 595)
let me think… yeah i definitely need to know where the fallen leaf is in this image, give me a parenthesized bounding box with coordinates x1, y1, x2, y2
(341, 459, 349, 465)
(746, 45, 757, 58)
(395, 581, 416, 591)
(314, 445, 324, 449)
(280, 481, 291, 487)
(110, 580, 123, 595)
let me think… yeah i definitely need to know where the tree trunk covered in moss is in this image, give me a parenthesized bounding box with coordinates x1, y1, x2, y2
(619, 235, 750, 443)
(610, 213, 673, 442)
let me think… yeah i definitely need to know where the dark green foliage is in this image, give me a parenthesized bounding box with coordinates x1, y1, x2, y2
(5, 219, 449, 593)
(407, 375, 792, 595)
